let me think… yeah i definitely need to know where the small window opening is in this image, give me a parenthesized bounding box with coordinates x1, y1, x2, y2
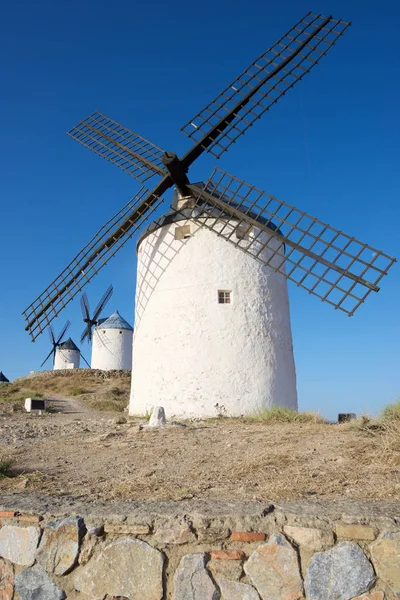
(175, 225, 191, 240)
(218, 290, 231, 304)
(236, 224, 251, 240)
(119, 330, 122, 334)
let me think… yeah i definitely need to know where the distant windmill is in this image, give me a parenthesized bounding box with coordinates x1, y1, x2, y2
(40, 322, 71, 368)
(80, 284, 113, 344)
(24, 13, 396, 418)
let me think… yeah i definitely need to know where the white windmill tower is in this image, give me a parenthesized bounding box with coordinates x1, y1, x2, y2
(80, 285, 133, 370)
(133, 189, 296, 417)
(40, 322, 89, 370)
(54, 338, 81, 370)
(24, 13, 396, 418)
(91, 311, 133, 370)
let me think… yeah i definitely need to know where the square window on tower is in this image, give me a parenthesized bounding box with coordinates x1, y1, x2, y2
(218, 290, 231, 304)
(175, 225, 191, 240)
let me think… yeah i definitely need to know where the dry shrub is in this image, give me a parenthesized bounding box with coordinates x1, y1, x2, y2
(0, 459, 13, 478)
(381, 400, 400, 422)
(374, 421, 400, 467)
(246, 407, 326, 424)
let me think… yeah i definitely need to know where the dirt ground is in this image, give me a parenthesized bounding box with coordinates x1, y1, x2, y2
(1, 401, 399, 503)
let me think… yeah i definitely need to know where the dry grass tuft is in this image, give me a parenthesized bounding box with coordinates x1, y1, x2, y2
(381, 400, 400, 422)
(372, 420, 400, 467)
(246, 407, 326, 424)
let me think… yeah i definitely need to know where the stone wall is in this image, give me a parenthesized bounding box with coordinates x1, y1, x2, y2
(0, 499, 399, 599)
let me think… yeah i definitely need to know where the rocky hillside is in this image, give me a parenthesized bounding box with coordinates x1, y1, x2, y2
(0, 369, 131, 413)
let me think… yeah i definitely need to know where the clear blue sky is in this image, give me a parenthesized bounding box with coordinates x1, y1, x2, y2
(1, 0, 399, 420)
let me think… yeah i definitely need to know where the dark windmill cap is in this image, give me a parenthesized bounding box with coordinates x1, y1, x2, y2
(0, 371, 9, 382)
(58, 338, 80, 351)
(137, 183, 282, 248)
(99, 310, 133, 331)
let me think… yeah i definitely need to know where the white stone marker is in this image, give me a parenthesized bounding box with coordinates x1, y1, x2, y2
(24, 398, 46, 413)
(148, 406, 167, 427)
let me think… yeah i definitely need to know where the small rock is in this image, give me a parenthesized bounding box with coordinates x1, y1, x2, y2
(305, 542, 375, 600)
(75, 538, 164, 600)
(78, 536, 98, 566)
(244, 534, 303, 600)
(173, 553, 219, 600)
(155, 527, 196, 545)
(114, 416, 127, 425)
(283, 526, 334, 551)
(15, 565, 66, 600)
(148, 406, 166, 427)
(37, 516, 85, 575)
(335, 523, 377, 541)
(370, 532, 400, 595)
(87, 525, 104, 537)
(0, 525, 40, 566)
(217, 578, 260, 600)
(0, 557, 14, 600)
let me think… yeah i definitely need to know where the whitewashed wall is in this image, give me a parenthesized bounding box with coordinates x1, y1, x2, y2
(91, 327, 133, 371)
(53, 348, 80, 370)
(129, 218, 297, 418)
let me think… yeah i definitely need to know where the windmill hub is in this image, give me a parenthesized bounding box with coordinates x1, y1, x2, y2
(161, 151, 190, 196)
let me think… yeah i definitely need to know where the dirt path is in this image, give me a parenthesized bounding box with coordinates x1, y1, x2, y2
(47, 395, 98, 414)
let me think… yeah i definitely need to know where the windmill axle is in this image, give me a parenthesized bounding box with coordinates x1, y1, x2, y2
(161, 152, 191, 196)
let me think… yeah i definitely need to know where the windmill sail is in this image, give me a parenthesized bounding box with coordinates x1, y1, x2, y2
(181, 13, 350, 161)
(23, 11, 396, 342)
(187, 170, 395, 316)
(80, 284, 114, 344)
(68, 111, 168, 183)
(23, 187, 165, 341)
(40, 321, 71, 367)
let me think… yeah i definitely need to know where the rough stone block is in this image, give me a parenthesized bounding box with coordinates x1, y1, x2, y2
(37, 516, 85, 575)
(155, 527, 196, 545)
(208, 557, 243, 581)
(0, 557, 14, 600)
(18, 515, 43, 524)
(217, 577, 261, 600)
(173, 553, 219, 600)
(304, 541, 375, 600)
(283, 526, 334, 551)
(75, 538, 164, 600)
(370, 532, 400, 596)
(0, 526, 40, 566)
(244, 533, 303, 600)
(15, 565, 66, 600)
(335, 523, 377, 541)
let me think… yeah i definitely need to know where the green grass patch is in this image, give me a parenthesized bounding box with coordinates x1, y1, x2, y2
(70, 387, 90, 396)
(0, 460, 13, 479)
(247, 407, 326, 424)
